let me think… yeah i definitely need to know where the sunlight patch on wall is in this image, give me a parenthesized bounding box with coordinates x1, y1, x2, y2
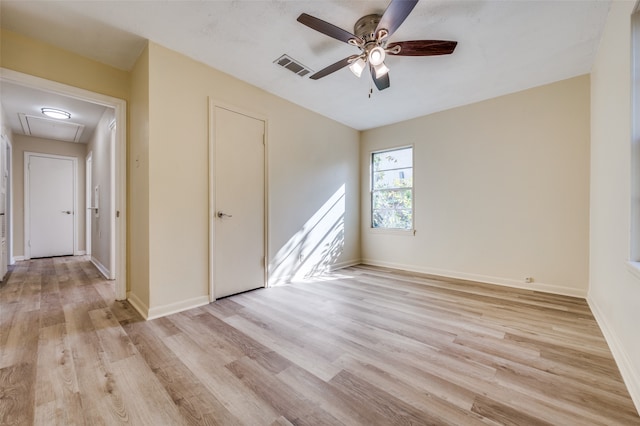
(269, 184, 345, 285)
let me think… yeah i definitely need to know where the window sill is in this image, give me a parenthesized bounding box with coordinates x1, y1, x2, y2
(368, 227, 416, 236)
(625, 260, 640, 281)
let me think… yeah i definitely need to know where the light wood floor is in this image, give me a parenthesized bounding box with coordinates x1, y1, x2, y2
(1, 257, 639, 425)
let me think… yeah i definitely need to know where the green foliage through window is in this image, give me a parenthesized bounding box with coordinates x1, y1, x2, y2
(371, 147, 413, 229)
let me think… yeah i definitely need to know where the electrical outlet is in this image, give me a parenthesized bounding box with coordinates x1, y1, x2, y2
(524, 277, 534, 283)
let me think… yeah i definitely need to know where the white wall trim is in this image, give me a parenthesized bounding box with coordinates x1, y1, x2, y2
(91, 255, 111, 280)
(587, 294, 640, 413)
(127, 291, 150, 320)
(147, 295, 210, 321)
(328, 259, 361, 272)
(1, 68, 127, 301)
(268, 258, 361, 286)
(85, 152, 92, 257)
(361, 259, 588, 298)
(12, 256, 24, 263)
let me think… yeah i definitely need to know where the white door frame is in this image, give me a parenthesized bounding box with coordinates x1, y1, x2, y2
(1, 135, 13, 265)
(208, 98, 269, 302)
(24, 152, 77, 259)
(85, 151, 92, 257)
(108, 120, 116, 280)
(1, 68, 127, 300)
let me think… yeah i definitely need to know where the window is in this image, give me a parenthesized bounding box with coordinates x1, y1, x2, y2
(371, 146, 413, 230)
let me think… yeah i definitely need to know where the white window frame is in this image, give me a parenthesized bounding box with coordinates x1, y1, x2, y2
(370, 145, 414, 233)
(630, 6, 640, 277)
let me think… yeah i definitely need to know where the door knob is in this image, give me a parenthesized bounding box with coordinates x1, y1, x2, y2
(217, 211, 232, 218)
(62, 211, 72, 215)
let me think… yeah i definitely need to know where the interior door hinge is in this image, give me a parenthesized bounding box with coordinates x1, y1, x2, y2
(262, 134, 265, 145)
(116, 210, 120, 218)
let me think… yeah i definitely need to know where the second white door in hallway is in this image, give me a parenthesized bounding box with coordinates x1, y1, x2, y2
(26, 153, 75, 258)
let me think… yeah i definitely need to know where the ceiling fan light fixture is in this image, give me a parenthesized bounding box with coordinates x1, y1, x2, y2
(374, 62, 390, 78)
(349, 57, 367, 78)
(41, 108, 71, 120)
(368, 46, 386, 66)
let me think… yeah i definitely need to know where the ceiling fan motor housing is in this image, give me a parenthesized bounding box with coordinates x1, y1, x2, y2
(354, 14, 383, 44)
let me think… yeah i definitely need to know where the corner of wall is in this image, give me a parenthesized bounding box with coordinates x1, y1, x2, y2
(587, 293, 640, 413)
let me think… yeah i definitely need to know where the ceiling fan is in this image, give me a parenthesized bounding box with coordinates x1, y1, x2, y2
(297, 0, 457, 91)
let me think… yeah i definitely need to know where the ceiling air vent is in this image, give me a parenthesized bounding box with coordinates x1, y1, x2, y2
(274, 54, 313, 77)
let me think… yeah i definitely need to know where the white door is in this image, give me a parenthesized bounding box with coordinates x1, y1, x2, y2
(27, 154, 75, 258)
(214, 106, 265, 299)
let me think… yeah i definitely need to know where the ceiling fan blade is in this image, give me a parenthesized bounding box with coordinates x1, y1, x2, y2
(309, 56, 356, 80)
(297, 13, 358, 44)
(370, 65, 390, 91)
(375, 0, 419, 39)
(387, 40, 458, 56)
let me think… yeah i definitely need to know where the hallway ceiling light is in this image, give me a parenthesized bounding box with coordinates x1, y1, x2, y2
(41, 108, 71, 120)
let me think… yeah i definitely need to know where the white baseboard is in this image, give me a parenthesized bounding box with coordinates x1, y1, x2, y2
(328, 259, 361, 272)
(268, 258, 361, 286)
(588, 295, 640, 414)
(127, 291, 150, 320)
(126, 292, 209, 321)
(90, 256, 111, 280)
(11, 255, 24, 263)
(146, 295, 210, 320)
(360, 259, 588, 298)
(75, 250, 86, 256)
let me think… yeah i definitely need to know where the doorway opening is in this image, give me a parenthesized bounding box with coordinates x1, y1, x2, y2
(0, 68, 127, 300)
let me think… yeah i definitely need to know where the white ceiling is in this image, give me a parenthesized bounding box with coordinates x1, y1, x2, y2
(1, 81, 108, 143)
(1, 0, 611, 131)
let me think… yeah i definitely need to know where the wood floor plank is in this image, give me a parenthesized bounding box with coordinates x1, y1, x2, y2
(163, 327, 282, 425)
(226, 356, 344, 426)
(1, 258, 638, 425)
(471, 395, 554, 426)
(223, 312, 343, 382)
(88, 307, 137, 363)
(328, 369, 450, 425)
(34, 323, 82, 425)
(62, 302, 130, 425)
(192, 312, 291, 374)
(123, 319, 243, 425)
(108, 355, 187, 425)
(0, 363, 35, 425)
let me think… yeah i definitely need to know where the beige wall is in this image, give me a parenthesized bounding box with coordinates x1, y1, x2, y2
(128, 44, 150, 309)
(589, 0, 640, 410)
(12, 135, 87, 257)
(145, 42, 360, 313)
(361, 75, 591, 297)
(87, 108, 115, 274)
(0, 29, 129, 101)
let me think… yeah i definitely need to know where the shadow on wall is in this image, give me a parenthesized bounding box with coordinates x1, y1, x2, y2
(269, 184, 346, 285)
